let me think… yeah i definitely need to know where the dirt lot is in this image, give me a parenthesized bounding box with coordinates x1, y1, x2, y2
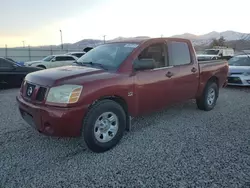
(0, 87, 250, 188)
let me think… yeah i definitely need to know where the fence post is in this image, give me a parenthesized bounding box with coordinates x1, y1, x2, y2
(5, 44, 7, 57)
(50, 45, 53, 55)
(28, 45, 31, 61)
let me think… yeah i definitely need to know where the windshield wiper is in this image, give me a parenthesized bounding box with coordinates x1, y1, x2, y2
(78, 61, 108, 70)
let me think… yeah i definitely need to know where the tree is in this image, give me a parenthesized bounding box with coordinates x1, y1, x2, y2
(209, 36, 226, 48)
(218, 36, 225, 46)
(209, 38, 219, 48)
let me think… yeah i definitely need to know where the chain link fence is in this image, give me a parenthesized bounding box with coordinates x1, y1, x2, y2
(0, 46, 84, 63)
(1, 44, 250, 65)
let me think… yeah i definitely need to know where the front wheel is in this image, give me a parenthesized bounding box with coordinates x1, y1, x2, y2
(196, 82, 219, 111)
(83, 100, 126, 153)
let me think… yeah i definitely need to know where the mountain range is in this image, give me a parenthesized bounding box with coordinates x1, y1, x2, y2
(27, 30, 250, 50)
(172, 30, 250, 41)
(69, 30, 250, 49)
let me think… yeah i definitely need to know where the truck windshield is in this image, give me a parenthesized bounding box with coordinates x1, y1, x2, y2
(76, 43, 139, 70)
(43, 55, 55, 62)
(203, 50, 219, 55)
(228, 56, 250, 66)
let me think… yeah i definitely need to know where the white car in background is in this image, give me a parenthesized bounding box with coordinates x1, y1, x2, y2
(197, 47, 234, 61)
(24, 55, 78, 69)
(227, 54, 250, 86)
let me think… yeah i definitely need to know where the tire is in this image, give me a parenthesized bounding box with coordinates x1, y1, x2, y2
(37, 65, 46, 69)
(196, 82, 219, 111)
(83, 99, 126, 153)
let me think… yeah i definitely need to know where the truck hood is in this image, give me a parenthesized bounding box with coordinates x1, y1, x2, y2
(25, 65, 106, 86)
(229, 66, 250, 74)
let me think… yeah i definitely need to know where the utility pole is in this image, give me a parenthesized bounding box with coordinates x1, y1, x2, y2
(161, 34, 163, 38)
(103, 35, 106, 44)
(60, 30, 63, 50)
(5, 44, 7, 57)
(22, 41, 25, 48)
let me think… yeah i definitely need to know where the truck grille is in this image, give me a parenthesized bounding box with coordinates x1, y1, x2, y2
(24, 82, 48, 102)
(227, 77, 243, 84)
(36, 87, 47, 101)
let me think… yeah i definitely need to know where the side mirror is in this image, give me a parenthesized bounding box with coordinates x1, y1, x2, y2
(133, 59, 155, 71)
(51, 58, 56, 62)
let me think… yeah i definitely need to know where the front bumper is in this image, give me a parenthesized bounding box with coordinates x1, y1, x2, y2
(227, 75, 250, 86)
(16, 94, 88, 137)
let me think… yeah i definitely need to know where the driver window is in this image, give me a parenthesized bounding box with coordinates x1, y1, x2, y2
(137, 43, 166, 69)
(0, 59, 12, 69)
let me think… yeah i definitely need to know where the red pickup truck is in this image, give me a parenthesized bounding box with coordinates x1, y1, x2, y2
(17, 38, 228, 153)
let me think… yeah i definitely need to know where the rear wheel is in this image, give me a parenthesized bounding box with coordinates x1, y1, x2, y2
(83, 100, 126, 153)
(196, 82, 219, 111)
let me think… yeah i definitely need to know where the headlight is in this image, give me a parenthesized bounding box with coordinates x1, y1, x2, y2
(243, 72, 250, 76)
(46, 85, 83, 104)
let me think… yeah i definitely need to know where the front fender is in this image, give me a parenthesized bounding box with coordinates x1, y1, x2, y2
(78, 80, 136, 116)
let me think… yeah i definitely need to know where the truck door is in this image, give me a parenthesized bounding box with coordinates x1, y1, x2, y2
(133, 42, 175, 115)
(165, 40, 199, 103)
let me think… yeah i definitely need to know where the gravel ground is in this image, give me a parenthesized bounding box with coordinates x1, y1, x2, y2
(0, 87, 250, 188)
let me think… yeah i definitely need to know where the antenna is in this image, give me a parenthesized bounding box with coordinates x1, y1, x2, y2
(103, 35, 106, 44)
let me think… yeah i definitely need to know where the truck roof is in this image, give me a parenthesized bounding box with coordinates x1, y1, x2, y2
(107, 37, 191, 44)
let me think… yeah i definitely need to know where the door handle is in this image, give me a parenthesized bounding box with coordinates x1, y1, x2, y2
(191, 67, 197, 73)
(166, 71, 173, 78)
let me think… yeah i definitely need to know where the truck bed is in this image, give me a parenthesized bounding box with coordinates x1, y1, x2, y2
(198, 59, 227, 64)
(198, 59, 228, 89)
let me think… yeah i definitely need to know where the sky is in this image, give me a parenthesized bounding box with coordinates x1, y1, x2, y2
(1, 0, 250, 47)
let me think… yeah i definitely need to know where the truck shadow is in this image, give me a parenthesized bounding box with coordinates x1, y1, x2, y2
(129, 100, 199, 133)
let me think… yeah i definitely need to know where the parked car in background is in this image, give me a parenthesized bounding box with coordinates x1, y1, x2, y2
(0, 57, 42, 89)
(4, 58, 25, 67)
(5, 57, 16, 63)
(24, 55, 78, 69)
(17, 38, 228, 153)
(227, 54, 250, 86)
(83, 47, 93, 53)
(197, 47, 234, 61)
(66, 52, 86, 58)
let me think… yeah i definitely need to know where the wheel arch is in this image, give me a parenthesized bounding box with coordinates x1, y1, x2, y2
(207, 76, 219, 86)
(88, 95, 131, 131)
(197, 75, 219, 99)
(37, 64, 46, 69)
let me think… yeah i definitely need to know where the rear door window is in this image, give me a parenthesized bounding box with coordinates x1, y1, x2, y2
(65, 56, 75, 61)
(168, 41, 191, 66)
(55, 56, 68, 61)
